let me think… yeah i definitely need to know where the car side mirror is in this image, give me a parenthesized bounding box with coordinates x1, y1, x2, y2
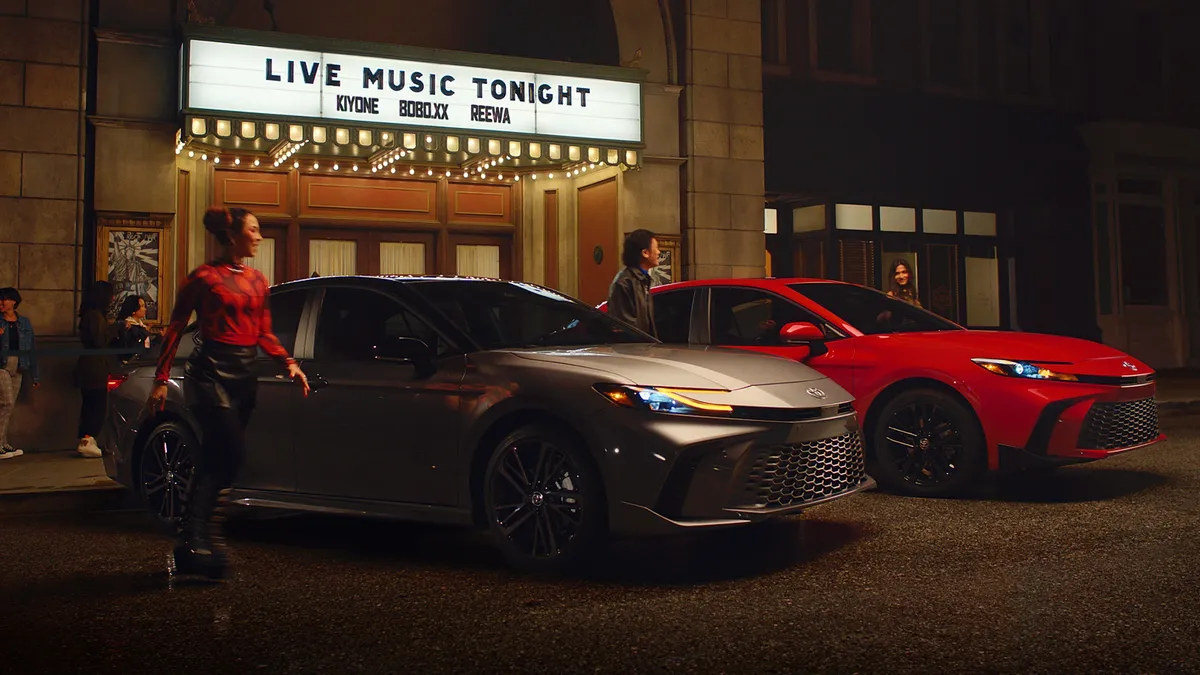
(373, 336, 437, 376)
(780, 321, 828, 358)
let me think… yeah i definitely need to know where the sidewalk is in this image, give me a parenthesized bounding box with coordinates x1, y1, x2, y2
(0, 450, 131, 515)
(2, 369, 1199, 514)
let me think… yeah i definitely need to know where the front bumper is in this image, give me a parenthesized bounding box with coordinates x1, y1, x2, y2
(582, 405, 875, 536)
(998, 382, 1165, 470)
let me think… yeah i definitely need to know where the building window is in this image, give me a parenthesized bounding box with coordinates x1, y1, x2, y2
(762, 0, 787, 67)
(810, 0, 872, 77)
(924, 0, 971, 89)
(1118, 203, 1168, 306)
(796, 239, 826, 278)
(922, 208, 958, 234)
(1094, 201, 1114, 316)
(838, 239, 875, 287)
(834, 203, 873, 231)
(880, 206, 917, 233)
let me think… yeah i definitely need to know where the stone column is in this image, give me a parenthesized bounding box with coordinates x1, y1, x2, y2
(0, 0, 86, 335)
(683, 0, 765, 280)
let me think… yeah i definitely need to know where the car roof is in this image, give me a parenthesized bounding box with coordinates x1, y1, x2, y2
(272, 274, 518, 290)
(651, 277, 854, 291)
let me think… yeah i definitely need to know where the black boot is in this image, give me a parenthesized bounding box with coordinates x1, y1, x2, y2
(173, 474, 229, 579)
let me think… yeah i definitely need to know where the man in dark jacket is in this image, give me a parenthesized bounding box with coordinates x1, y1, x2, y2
(607, 229, 659, 338)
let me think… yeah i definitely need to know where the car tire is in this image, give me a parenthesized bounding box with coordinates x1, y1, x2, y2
(868, 388, 986, 498)
(136, 421, 198, 530)
(482, 423, 608, 575)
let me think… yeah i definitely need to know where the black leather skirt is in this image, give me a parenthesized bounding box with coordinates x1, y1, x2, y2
(183, 341, 257, 410)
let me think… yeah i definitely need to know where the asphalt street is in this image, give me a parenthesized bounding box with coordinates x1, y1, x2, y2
(3, 415, 1198, 675)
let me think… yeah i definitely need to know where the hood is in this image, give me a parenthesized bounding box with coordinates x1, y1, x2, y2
(509, 343, 828, 390)
(865, 330, 1153, 376)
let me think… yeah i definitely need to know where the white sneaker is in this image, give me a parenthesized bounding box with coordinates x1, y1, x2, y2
(0, 444, 22, 459)
(77, 436, 102, 458)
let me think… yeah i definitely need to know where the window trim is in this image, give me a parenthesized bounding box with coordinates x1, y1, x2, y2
(650, 287, 704, 345)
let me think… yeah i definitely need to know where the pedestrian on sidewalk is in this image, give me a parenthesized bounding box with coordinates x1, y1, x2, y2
(607, 229, 660, 338)
(147, 206, 309, 579)
(113, 294, 154, 364)
(74, 281, 115, 459)
(0, 287, 40, 459)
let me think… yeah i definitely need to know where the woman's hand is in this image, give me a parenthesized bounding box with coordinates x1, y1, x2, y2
(287, 361, 310, 397)
(146, 382, 168, 413)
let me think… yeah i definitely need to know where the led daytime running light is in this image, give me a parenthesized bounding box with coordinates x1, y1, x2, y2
(971, 358, 1078, 382)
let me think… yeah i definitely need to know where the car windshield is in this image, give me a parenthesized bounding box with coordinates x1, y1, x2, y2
(789, 282, 963, 335)
(411, 280, 656, 350)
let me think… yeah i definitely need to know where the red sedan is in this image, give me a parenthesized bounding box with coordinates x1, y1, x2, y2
(603, 278, 1165, 497)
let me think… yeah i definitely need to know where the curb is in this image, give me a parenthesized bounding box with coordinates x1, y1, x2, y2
(0, 485, 137, 516)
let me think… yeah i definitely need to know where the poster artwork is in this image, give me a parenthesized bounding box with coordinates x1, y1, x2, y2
(107, 231, 161, 321)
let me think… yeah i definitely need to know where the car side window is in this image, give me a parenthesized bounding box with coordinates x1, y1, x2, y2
(653, 289, 695, 344)
(709, 287, 823, 347)
(264, 289, 306, 355)
(313, 288, 445, 361)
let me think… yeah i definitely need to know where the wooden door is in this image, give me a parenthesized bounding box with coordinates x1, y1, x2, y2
(576, 178, 619, 306)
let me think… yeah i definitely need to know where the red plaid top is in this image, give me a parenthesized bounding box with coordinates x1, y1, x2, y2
(155, 262, 294, 382)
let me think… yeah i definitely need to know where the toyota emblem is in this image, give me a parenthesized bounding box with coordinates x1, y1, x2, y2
(806, 387, 827, 400)
(1122, 361, 1137, 371)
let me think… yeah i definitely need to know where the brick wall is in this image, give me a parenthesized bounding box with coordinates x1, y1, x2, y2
(0, 0, 85, 336)
(684, 0, 766, 279)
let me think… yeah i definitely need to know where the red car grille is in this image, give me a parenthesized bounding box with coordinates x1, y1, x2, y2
(1077, 397, 1159, 450)
(734, 432, 868, 510)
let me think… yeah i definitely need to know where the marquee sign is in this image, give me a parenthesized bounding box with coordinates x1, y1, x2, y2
(184, 39, 643, 144)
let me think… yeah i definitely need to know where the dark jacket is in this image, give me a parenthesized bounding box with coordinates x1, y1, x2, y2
(75, 309, 114, 389)
(114, 319, 152, 363)
(607, 266, 657, 338)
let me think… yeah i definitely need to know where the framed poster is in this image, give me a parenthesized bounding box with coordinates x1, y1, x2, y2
(95, 214, 173, 325)
(650, 234, 680, 287)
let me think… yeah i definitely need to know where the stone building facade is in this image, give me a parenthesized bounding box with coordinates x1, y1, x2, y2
(1, 0, 766, 451)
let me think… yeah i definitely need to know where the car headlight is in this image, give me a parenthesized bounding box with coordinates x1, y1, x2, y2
(971, 358, 1078, 382)
(593, 384, 733, 415)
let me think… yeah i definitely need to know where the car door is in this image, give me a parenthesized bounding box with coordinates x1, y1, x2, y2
(233, 286, 311, 493)
(293, 284, 465, 506)
(703, 286, 859, 394)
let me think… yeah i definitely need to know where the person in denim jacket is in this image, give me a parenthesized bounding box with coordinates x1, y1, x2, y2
(0, 287, 39, 459)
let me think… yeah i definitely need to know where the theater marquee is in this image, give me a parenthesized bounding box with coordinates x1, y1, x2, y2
(183, 38, 643, 144)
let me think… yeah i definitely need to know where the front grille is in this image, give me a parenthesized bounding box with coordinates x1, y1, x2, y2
(734, 432, 867, 510)
(1078, 398, 1160, 450)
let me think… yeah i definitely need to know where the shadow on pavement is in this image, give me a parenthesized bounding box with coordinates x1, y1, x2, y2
(979, 467, 1168, 504)
(222, 512, 868, 586)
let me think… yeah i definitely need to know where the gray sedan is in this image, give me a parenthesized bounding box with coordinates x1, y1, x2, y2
(101, 276, 874, 573)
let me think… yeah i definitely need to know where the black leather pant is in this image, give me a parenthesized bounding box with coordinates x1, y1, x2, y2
(181, 343, 257, 550)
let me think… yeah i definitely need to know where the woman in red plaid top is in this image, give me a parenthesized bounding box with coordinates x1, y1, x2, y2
(148, 206, 309, 578)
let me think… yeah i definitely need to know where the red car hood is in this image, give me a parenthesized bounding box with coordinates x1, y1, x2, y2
(865, 330, 1153, 377)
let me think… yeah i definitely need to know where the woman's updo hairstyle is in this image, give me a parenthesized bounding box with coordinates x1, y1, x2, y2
(202, 206, 252, 247)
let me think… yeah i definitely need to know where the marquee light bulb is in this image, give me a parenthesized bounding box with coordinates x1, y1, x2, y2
(531, 174, 537, 180)
(201, 153, 208, 160)
(333, 164, 339, 171)
(213, 157, 220, 164)
(409, 168, 415, 175)
(313, 162, 319, 169)
(353, 164, 358, 172)
(462, 172, 468, 178)
(445, 170, 451, 177)
(188, 150, 194, 158)
(548, 173, 554, 179)
(513, 175, 520, 182)
(254, 159, 260, 166)
(234, 157, 240, 165)
(427, 168, 433, 176)
(497, 174, 503, 180)
(481, 172, 487, 179)
(293, 161, 299, 169)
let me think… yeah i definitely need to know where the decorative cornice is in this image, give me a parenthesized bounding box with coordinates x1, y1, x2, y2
(89, 116, 179, 133)
(93, 28, 174, 48)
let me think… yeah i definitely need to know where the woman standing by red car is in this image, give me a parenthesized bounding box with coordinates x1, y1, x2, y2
(148, 206, 309, 578)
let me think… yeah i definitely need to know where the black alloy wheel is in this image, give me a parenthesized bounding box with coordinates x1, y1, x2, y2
(137, 422, 197, 528)
(870, 388, 985, 498)
(483, 424, 607, 574)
